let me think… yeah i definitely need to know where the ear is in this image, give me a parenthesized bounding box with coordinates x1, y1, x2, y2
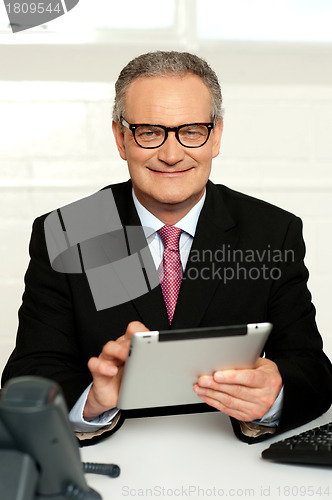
(212, 119, 223, 159)
(112, 121, 127, 161)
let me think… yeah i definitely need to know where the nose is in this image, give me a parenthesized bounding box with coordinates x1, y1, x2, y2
(157, 132, 185, 165)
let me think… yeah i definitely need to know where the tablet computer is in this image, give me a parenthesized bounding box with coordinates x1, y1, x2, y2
(118, 322, 272, 410)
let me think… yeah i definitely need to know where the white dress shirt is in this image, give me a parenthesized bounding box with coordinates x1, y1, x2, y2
(69, 189, 283, 431)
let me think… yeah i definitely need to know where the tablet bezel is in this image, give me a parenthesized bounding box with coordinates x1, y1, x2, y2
(118, 322, 272, 410)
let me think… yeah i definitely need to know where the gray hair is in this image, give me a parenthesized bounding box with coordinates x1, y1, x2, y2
(112, 51, 223, 125)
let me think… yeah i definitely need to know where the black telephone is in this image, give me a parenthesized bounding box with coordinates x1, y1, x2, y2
(0, 376, 102, 499)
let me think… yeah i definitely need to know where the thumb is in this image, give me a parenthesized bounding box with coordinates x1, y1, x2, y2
(254, 357, 268, 368)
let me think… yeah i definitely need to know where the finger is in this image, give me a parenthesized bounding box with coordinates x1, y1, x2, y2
(197, 371, 281, 409)
(100, 339, 131, 362)
(196, 375, 258, 403)
(87, 356, 119, 377)
(213, 358, 281, 388)
(194, 379, 258, 407)
(212, 368, 260, 387)
(254, 357, 280, 369)
(255, 357, 270, 368)
(194, 389, 258, 421)
(124, 321, 150, 340)
(194, 376, 279, 420)
(113, 322, 150, 344)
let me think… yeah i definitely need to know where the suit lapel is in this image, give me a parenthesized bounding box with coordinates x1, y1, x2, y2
(171, 182, 238, 329)
(111, 181, 169, 330)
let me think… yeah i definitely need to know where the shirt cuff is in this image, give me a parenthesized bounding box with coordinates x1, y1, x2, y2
(69, 383, 119, 432)
(252, 386, 284, 427)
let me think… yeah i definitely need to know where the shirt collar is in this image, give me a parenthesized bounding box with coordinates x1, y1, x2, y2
(132, 189, 206, 238)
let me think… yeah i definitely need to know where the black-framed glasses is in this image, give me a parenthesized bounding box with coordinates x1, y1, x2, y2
(121, 118, 214, 149)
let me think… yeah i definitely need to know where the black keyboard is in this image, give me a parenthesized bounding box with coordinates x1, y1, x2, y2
(262, 422, 332, 465)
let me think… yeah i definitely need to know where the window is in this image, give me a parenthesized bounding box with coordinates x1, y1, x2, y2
(1, 0, 331, 44)
(197, 0, 332, 42)
(73, 0, 176, 29)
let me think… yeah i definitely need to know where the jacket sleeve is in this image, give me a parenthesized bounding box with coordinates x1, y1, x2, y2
(267, 217, 332, 433)
(231, 216, 332, 443)
(242, 216, 332, 443)
(1, 215, 92, 411)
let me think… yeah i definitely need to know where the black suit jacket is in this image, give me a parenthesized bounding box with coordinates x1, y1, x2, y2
(2, 180, 332, 443)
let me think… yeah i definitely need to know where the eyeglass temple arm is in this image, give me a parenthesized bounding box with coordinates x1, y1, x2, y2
(121, 118, 130, 129)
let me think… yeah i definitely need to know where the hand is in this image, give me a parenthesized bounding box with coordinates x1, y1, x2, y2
(83, 321, 149, 421)
(193, 357, 282, 422)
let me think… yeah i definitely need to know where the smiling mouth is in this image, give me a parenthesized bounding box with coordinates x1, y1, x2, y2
(148, 167, 193, 174)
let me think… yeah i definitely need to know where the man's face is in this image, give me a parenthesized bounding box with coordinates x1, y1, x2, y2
(112, 74, 223, 220)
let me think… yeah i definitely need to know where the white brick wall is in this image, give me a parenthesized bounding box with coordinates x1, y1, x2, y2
(211, 85, 332, 352)
(1, 76, 332, 373)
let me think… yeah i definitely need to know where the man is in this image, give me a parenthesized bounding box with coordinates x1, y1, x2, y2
(2, 51, 332, 445)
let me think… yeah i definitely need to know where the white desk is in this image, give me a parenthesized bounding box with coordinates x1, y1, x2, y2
(80, 409, 332, 500)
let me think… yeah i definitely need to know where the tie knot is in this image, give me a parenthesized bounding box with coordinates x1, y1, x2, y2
(158, 225, 182, 251)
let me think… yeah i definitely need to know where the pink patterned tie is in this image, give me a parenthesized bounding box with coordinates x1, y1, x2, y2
(158, 225, 183, 324)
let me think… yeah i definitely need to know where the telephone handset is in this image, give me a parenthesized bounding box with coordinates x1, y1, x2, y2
(0, 376, 102, 499)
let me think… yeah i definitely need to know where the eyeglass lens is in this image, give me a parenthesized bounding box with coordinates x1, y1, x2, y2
(134, 124, 210, 148)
